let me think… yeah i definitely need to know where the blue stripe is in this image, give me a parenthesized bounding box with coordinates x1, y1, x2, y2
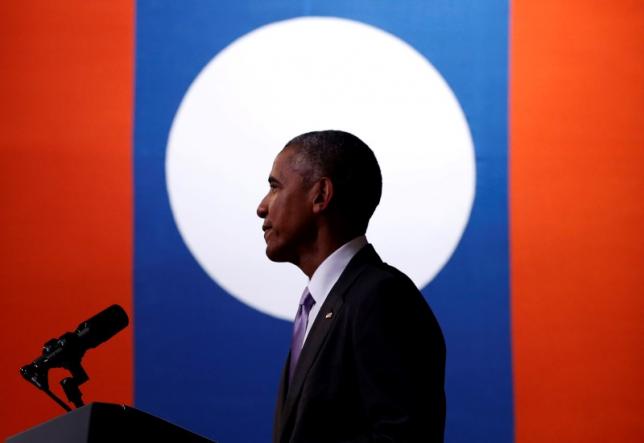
(134, 1, 512, 441)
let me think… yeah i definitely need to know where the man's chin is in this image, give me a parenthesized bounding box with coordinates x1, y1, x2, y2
(266, 252, 288, 263)
(265, 245, 292, 263)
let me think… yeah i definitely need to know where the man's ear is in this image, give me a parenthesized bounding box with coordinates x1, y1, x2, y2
(312, 177, 333, 214)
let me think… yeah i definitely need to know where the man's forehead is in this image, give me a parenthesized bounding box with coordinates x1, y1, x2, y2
(269, 148, 304, 184)
(270, 148, 294, 173)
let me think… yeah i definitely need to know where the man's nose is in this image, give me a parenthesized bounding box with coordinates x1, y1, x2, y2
(257, 197, 268, 218)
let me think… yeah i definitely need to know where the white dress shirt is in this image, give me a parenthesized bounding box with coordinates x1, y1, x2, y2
(300, 235, 368, 345)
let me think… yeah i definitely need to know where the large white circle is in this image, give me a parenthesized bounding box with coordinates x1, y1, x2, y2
(166, 17, 475, 320)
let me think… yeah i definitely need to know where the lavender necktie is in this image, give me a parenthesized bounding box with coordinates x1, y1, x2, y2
(289, 289, 315, 383)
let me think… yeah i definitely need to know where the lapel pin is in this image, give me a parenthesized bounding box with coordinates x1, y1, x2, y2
(325, 312, 333, 319)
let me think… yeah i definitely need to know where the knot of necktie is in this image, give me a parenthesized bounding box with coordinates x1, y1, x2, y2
(300, 291, 315, 312)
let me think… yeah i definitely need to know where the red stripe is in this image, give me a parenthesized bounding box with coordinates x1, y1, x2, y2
(511, 1, 644, 441)
(0, 1, 134, 438)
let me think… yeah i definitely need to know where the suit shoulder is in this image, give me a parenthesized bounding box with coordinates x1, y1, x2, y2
(345, 258, 446, 352)
(342, 260, 426, 315)
(354, 260, 418, 295)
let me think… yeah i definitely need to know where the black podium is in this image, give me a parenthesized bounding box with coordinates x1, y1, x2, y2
(6, 402, 215, 443)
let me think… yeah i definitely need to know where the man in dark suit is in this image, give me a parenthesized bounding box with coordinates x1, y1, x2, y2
(257, 130, 446, 443)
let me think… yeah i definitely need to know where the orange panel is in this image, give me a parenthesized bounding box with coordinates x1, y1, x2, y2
(0, 1, 133, 438)
(511, 1, 644, 442)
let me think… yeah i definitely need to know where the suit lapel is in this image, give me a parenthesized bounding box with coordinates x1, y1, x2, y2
(273, 355, 289, 442)
(278, 245, 381, 436)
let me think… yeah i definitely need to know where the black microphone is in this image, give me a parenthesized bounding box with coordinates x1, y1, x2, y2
(74, 304, 129, 351)
(20, 304, 129, 387)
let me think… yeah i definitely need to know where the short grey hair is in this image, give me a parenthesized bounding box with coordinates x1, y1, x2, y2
(284, 130, 382, 234)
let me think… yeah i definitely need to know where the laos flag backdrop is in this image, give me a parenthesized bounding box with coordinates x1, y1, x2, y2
(1, 1, 642, 443)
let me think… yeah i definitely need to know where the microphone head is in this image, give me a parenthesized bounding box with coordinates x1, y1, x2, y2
(75, 304, 129, 350)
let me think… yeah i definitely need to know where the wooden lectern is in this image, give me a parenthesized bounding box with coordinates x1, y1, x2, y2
(6, 402, 215, 443)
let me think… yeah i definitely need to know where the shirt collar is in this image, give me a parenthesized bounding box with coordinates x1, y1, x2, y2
(307, 235, 368, 304)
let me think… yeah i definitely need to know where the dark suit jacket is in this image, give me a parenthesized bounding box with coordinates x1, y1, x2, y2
(273, 245, 446, 443)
